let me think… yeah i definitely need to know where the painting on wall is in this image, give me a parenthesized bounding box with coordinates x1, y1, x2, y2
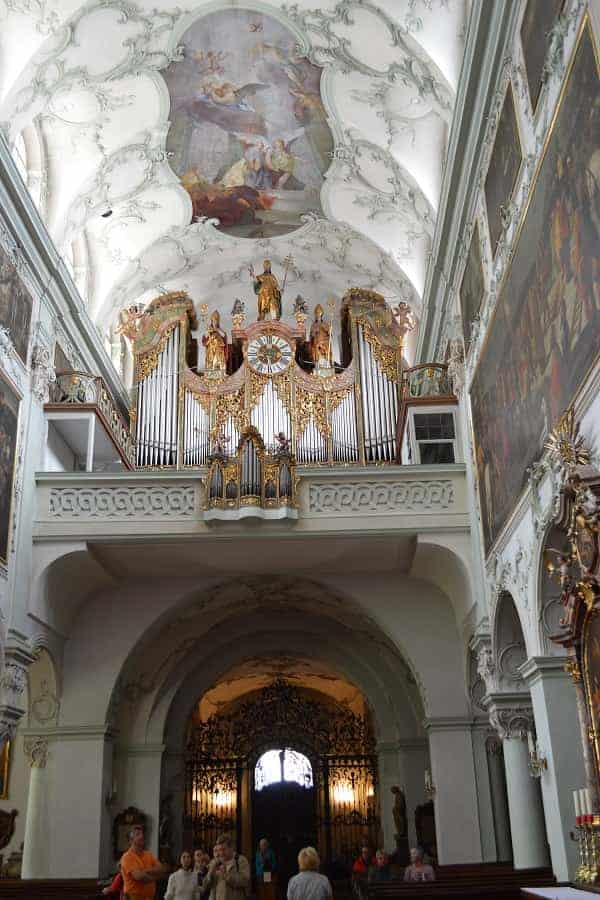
(0, 739, 10, 799)
(459, 221, 485, 347)
(484, 83, 522, 254)
(0, 245, 33, 363)
(0, 371, 20, 565)
(520, 0, 566, 114)
(471, 21, 600, 554)
(164, 9, 333, 238)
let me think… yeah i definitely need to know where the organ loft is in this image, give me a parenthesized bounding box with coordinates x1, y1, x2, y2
(125, 261, 428, 519)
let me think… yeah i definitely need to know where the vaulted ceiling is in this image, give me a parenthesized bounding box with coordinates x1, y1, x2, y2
(0, 0, 467, 349)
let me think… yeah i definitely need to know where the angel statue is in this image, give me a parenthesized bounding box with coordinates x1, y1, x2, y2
(392, 302, 416, 343)
(250, 260, 282, 321)
(115, 304, 144, 342)
(202, 310, 228, 372)
(309, 304, 333, 368)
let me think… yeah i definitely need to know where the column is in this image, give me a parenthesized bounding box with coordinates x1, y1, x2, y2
(488, 695, 549, 870)
(486, 737, 512, 862)
(22, 738, 50, 878)
(425, 718, 483, 864)
(471, 723, 499, 862)
(521, 657, 586, 881)
(397, 740, 429, 849)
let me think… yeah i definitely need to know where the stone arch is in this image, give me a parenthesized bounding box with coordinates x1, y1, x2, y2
(493, 591, 527, 692)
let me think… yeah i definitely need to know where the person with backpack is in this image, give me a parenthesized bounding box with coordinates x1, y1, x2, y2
(202, 834, 251, 900)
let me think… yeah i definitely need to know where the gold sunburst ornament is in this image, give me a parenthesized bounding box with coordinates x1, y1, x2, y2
(544, 408, 591, 472)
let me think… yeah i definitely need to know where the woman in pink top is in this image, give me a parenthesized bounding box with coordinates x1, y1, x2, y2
(403, 848, 435, 883)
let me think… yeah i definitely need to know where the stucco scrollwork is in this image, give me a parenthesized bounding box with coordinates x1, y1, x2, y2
(309, 479, 455, 514)
(48, 485, 197, 519)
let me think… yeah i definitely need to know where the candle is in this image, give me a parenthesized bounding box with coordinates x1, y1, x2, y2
(574, 790, 581, 818)
(585, 788, 592, 816)
(579, 789, 588, 816)
(425, 769, 430, 788)
(527, 731, 535, 756)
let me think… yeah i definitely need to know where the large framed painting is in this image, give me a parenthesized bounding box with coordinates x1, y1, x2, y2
(0, 370, 20, 565)
(520, 0, 566, 115)
(0, 244, 33, 363)
(471, 20, 600, 554)
(484, 82, 523, 255)
(163, 8, 333, 238)
(459, 221, 485, 347)
(0, 738, 10, 799)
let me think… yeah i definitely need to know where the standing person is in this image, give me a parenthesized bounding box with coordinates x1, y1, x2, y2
(403, 847, 435, 883)
(120, 825, 166, 900)
(102, 863, 124, 898)
(368, 851, 391, 883)
(202, 834, 250, 900)
(287, 847, 332, 900)
(256, 838, 277, 900)
(195, 849, 210, 878)
(351, 846, 371, 900)
(165, 850, 198, 900)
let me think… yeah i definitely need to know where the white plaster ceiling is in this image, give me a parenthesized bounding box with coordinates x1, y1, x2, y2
(0, 0, 467, 346)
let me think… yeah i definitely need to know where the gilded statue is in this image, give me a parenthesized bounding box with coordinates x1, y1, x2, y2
(250, 260, 282, 321)
(391, 785, 407, 838)
(309, 304, 333, 368)
(202, 310, 228, 372)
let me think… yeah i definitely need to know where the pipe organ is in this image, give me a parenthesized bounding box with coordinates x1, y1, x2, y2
(131, 288, 406, 494)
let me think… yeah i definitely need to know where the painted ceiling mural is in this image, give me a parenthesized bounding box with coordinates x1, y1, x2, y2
(0, 0, 466, 347)
(164, 9, 333, 238)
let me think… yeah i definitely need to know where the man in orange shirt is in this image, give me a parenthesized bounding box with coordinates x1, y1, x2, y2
(121, 824, 166, 900)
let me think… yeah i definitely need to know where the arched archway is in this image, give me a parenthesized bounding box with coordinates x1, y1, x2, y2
(178, 676, 381, 872)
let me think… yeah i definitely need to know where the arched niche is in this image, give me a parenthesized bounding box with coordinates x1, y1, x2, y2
(494, 591, 527, 692)
(537, 524, 571, 656)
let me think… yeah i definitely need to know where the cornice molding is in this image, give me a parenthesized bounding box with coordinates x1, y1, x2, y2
(0, 130, 128, 410)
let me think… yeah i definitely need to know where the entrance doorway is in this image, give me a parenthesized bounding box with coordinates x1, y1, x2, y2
(252, 749, 317, 891)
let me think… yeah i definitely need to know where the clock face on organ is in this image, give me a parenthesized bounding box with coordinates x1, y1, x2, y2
(247, 334, 294, 375)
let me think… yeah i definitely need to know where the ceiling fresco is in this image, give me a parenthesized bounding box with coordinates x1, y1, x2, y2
(0, 0, 467, 351)
(164, 8, 333, 237)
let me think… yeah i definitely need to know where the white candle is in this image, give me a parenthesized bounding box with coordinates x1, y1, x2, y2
(527, 731, 535, 755)
(425, 769, 430, 788)
(574, 789, 581, 817)
(579, 789, 588, 816)
(585, 788, 592, 816)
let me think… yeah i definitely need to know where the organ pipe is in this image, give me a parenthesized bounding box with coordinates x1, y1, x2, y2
(133, 288, 404, 471)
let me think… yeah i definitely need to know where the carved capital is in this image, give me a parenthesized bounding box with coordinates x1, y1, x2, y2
(0, 634, 37, 740)
(24, 737, 49, 768)
(30, 341, 56, 403)
(470, 628, 495, 694)
(488, 695, 534, 741)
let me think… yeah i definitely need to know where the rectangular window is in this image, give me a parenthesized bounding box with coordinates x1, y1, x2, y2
(413, 412, 456, 464)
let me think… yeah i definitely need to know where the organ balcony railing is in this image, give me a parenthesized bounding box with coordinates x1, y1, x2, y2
(44, 370, 135, 471)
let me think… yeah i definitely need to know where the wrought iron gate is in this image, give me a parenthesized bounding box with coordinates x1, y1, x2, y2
(183, 680, 380, 866)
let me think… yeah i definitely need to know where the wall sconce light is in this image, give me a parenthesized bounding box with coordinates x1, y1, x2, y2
(527, 731, 548, 778)
(105, 779, 117, 808)
(424, 769, 436, 798)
